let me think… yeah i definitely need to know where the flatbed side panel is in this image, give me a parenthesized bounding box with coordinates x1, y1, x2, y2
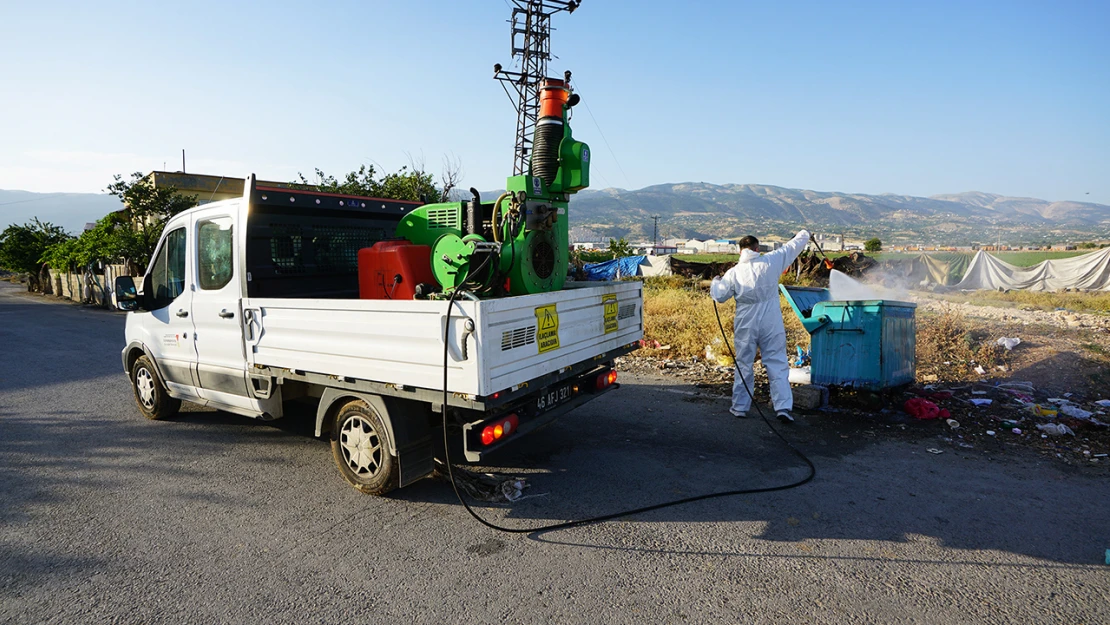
(246, 297, 482, 395)
(477, 282, 642, 395)
(244, 282, 642, 398)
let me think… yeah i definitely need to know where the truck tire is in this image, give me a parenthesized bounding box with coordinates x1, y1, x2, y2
(130, 355, 181, 420)
(330, 399, 399, 495)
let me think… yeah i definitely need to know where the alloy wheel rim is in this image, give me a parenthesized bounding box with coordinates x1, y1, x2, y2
(340, 415, 383, 477)
(135, 368, 156, 409)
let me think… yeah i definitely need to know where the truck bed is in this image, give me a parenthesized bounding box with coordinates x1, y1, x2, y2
(243, 281, 642, 398)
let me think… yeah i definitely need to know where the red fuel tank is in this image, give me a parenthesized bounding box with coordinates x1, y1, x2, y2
(358, 240, 436, 300)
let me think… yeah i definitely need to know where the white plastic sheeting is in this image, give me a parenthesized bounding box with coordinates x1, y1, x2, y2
(640, 255, 673, 277)
(953, 248, 1110, 292)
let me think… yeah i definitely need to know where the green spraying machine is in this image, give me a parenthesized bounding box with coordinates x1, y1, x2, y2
(395, 76, 590, 297)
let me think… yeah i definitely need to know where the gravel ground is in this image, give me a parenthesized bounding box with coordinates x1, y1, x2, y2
(2, 282, 1108, 624)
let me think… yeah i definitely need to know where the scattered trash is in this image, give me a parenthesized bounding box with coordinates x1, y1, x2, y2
(986, 430, 996, 436)
(904, 397, 950, 420)
(996, 337, 1021, 351)
(1028, 404, 1059, 418)
(1095, 454, 1109, 458)
(974, 365, 987, 375)
(921, 374, 939, 383)
(790, 345, 811, 367)
(1002, 389, 1034, 403)
(434, 462, 532, 503)
(946, 418, 960, 429)
(788, 366, 811, 385)
(926, 448, 944, 455)
(1059, 404, 1094, 420)
(1012, 428, 1022, 435)
(1105, 549, 1110, 566)
(705, 337, 733, 366)
(1095, 400, 1110, 408)
(972, 390, 988, 395)
(1036, 423, 1076, 437)
(969, 398, 993, 407)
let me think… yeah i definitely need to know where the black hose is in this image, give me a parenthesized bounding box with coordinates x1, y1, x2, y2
(531, 119, 563, 186)
(439, 282, 816, 534)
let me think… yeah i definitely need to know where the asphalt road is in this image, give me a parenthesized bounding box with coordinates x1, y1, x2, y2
(1, 281, 1107, 624)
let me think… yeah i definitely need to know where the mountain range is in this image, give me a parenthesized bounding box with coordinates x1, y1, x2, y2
(3, 184, 1108, 246)
(569, 184, 1110, 245)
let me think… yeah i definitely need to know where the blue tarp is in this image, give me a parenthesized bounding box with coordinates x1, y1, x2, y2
(582, 255, 647, 281)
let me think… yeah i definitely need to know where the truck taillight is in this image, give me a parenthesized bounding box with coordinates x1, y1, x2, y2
(481, 414, 520, 446)
(595, 369, 618, 390)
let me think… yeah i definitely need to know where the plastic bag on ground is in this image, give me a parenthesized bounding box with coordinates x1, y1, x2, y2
(705, 336, 734, 367)
(788, 366, 811, 385)
(904, 397, 951, 420)
(1036, 423, 1075, 437)
(996, 337, 1021, 351)
(1059, 404, 1094, 420)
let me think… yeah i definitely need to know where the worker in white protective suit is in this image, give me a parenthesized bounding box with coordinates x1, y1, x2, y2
(711, 230, 811, 422)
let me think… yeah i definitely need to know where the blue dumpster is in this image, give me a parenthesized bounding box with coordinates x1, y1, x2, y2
(780, 285, 916, 390)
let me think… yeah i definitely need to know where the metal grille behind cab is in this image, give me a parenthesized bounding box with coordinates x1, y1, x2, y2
(426, 208, 460, 230)
(501, 326, 537, 351)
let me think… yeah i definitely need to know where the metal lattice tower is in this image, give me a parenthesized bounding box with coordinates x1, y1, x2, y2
(494, 0, 580, 176)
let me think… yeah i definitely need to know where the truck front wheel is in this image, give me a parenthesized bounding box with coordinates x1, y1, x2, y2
(330, 400, 399, 495)
(130, 355, 181, 420)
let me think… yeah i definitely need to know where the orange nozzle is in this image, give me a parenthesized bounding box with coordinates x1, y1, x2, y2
(539, 78, 570, 118)
(824, 259, 835, 270)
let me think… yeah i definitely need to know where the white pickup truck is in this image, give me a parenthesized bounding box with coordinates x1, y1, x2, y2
(114, 176, 642, 494)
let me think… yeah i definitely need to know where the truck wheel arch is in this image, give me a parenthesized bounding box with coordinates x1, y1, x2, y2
(123, 341, 159, 379)
(316, 389, 436, 489)
(316, 389, 399, 452)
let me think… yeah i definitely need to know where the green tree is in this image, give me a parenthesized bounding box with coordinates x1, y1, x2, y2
(608, 237, 633, 257)
(296, 159, 461, 203)
(864, 237, 883, 253)
(0, 219, 72, 291)
(103, 173, 197, 271)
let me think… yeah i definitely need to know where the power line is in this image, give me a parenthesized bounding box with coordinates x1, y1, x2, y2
(569, 76, 632, 188)
(0, 193, 66, 207)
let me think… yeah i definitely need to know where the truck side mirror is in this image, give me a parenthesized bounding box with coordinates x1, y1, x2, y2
(113, 276, 140, 311)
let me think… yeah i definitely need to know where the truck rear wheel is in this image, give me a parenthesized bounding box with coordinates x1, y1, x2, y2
(130, 355, 181, 420)
(330, 400, 399, 495)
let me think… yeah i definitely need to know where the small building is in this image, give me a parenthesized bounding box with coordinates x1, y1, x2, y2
(143, 171, 310, 204)
(644, 244, 678, 255)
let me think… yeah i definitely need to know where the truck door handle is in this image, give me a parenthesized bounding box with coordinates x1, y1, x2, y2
(176, 309, 189, 318)
(219, 309, 235, 319)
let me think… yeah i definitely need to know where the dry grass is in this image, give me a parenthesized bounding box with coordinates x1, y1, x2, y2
(639, 277, 811, 361)
(915, 305, 1007, 381)
(931, 289, 1110, 315)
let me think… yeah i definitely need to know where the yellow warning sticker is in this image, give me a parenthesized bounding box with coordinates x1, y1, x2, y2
(602, 294, 618, 334)
(535, 304, 560, 353)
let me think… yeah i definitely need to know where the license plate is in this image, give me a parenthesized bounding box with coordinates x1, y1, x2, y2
(535, 383, 574, 414)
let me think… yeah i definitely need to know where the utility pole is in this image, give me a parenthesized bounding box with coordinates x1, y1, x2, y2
(652, 215, 659, 248)
(493, 0, 581, 176)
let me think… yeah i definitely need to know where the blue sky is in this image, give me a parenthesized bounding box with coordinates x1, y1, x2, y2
(1, 0, 1107, 204)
